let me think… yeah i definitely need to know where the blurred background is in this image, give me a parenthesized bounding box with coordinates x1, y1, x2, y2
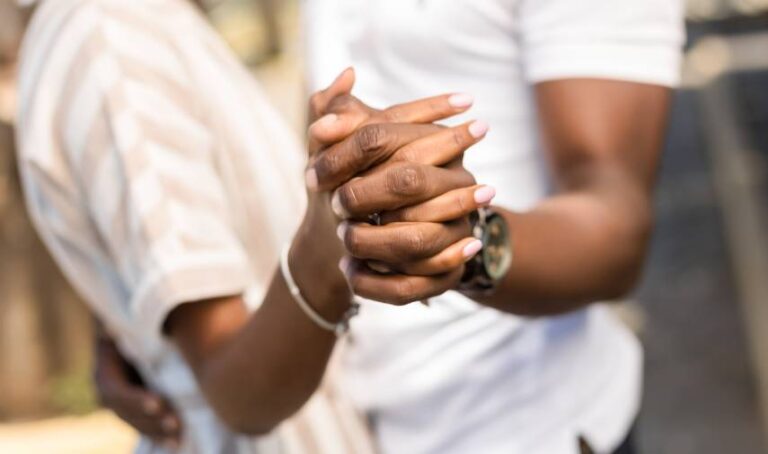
(1, 0, 768, 452)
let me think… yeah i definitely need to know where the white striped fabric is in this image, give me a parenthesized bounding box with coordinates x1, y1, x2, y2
(15, 0, 376, 452)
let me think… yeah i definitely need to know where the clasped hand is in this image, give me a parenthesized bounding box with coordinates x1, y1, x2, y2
(304, 69, 495, 304)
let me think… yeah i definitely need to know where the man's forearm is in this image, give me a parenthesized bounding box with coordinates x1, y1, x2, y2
(468, 180, 652, 316)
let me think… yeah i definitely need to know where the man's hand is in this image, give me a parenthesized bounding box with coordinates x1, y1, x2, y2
(94, 335, 181, 448)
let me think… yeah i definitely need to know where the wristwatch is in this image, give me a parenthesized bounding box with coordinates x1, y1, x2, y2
(460, 207, 513, 293)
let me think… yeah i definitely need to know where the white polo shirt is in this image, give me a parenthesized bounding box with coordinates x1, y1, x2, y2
(304, 1, 684, 453)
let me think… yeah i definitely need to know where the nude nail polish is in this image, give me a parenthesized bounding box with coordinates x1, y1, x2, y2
(339, 256, 351, 274)
(336, 222, 348, 241)
(474, 186, 496, 205)
(469, 120, 489, 139)
(332, 190, 350, 218)
(463, 239, 483, 259)
(449, 93, 474, 109)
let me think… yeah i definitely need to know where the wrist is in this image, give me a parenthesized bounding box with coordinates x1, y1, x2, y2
(289, 228, 352, 323)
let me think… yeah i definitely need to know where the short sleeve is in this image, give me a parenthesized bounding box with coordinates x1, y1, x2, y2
(57, 11, 251, 336)
(518, 0, 685, 87)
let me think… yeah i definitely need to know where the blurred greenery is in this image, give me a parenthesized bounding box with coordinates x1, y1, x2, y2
(48, 370, 98, 416)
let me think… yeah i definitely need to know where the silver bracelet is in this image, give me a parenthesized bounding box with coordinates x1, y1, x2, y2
(280, 244, 359, 337)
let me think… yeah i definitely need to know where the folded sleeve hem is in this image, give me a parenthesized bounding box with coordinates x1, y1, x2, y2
(524, 43, 682, 88)
(132, 254, 252, 339)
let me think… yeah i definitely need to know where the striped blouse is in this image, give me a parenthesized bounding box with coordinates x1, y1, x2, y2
(15, 0, 373, 452)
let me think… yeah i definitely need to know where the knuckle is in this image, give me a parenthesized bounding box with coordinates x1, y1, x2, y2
(315, 152, 342, 181)
(401, 228, 428, 257)
(395, 146, 418, 163)
(382, 107, 403, 122)
(327, 94, 356, 113)
(393, 279, 416, 304)
(387, 164, 427, 196)
(355, 124, 385, 155)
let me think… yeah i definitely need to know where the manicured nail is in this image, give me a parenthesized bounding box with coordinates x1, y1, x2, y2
(463, 239, 483, 259)
(305, 168, 318, 191)
(331, 190, 349, 218)
(162, 416, 179, 432)
(142, 398, 161, 415)
(449, 93, 474, 109)
(469, 120, 489, 139)
(339, 256, 351, 274)
(368, 261, 393, 274)
(473, 186, 496, 205)
(336, 222, 348, 241)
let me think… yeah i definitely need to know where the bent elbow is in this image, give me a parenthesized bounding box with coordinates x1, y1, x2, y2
(597, 214, 653, 300)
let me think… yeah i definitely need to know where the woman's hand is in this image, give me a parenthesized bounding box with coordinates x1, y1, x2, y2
(94, 335, 182, 449)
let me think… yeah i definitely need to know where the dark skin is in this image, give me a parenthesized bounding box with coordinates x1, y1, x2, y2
(329, 79, 670, 314)
(95, 78, 491, 442)
(93, 327, 182, 449)
(475, 79, 670, 314)
(164, 70, 486, 435)
(96, 77, 670, 439)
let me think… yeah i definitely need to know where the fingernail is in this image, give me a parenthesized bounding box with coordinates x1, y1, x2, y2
(473, 186, 496, 205)
(305, 168, 318, 191)
(463, 239, 483, 259)
(331, 190, 349, 218)
(449, 93, 474, 109)
(469, 120, 489, 139)
(368, 261, 393, 274)
(336, 222, 348, 241)
(339, 256, 351, 274)
(142, 398, 161, 415)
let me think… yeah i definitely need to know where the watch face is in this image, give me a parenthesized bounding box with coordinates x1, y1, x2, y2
(482, 215, 512, 282)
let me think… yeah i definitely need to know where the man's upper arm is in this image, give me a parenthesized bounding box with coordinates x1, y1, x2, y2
(534, 79, 671, 191)
(517, 0, 682, 187)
